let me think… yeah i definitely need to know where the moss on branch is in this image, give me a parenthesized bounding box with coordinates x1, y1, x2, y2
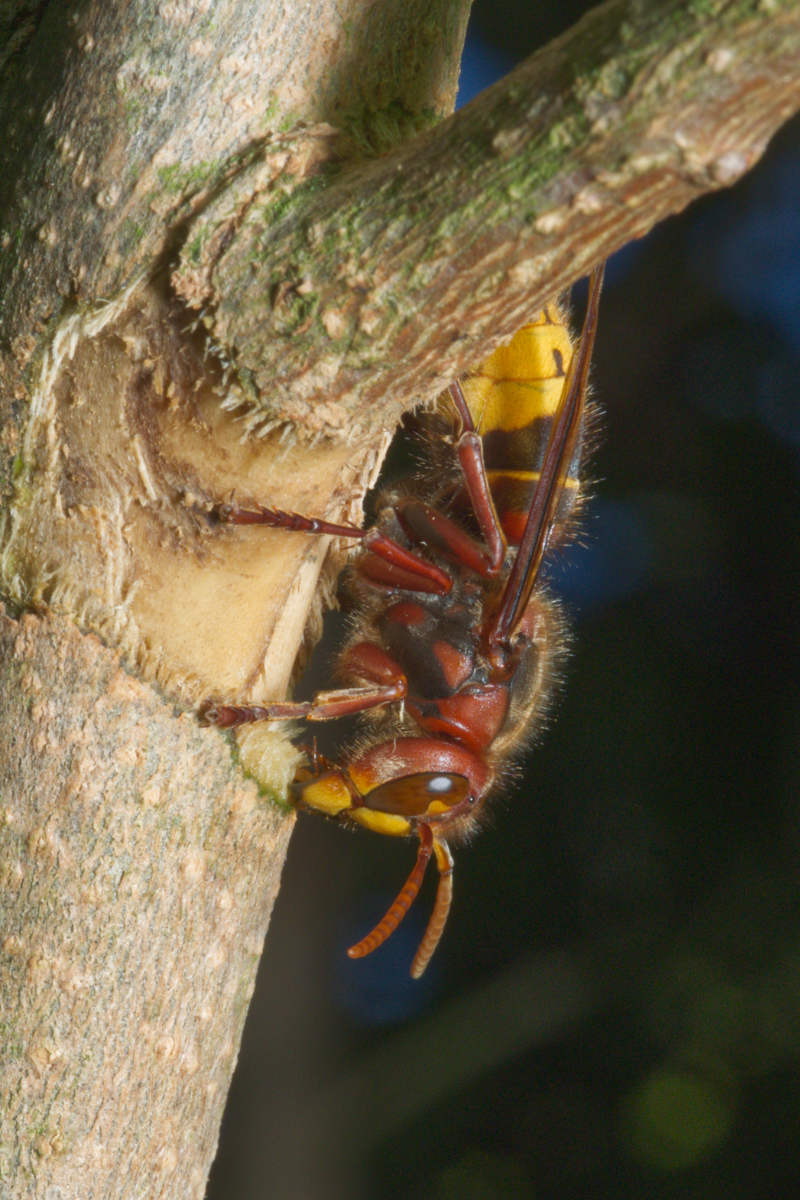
(172, 0, 800, 435)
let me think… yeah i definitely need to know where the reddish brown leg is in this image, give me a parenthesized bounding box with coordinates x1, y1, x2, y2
(219, 503, 452, 594)
(395, 497, 501, 580)
(347, 824, 434, 961)
(448, 380, 507, 573)
(201, 684, 405, 728)
(298, 737, 329, 775)
(219, 503, 364, 537)
(201, 643, 408, 728)
(410, 837, 454, 978)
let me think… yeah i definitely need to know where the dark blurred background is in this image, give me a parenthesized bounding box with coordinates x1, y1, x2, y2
(207, 3, 800, 1197)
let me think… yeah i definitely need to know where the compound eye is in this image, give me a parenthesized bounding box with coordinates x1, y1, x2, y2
(365, 772, 471, 818)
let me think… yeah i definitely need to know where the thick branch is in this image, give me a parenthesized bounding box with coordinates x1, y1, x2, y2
(173, 0, 800, 433)
(0, 0, 468, 493)
(0, 5, 472, 1197)
(0, 609, 296, 1195)
(0, 0, 472, 706)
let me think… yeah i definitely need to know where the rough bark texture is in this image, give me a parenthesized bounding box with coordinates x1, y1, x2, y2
(172, 0, 800, 432)
(0, 610, 294, 1196)
(0, 0, 799, 1196)
(0, 3, 468, 1196)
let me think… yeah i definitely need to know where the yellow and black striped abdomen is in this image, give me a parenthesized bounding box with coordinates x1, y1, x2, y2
(459, 304, 584, 545)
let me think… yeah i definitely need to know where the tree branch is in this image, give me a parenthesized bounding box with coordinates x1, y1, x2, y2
(0, 609, 296, 1194)
(0, 4, 469, 1195)
(0, 0, 467, 403)
(173, 0, 800, 432)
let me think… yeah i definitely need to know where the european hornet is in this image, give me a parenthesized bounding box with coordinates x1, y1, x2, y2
(202, 264, 605, 977)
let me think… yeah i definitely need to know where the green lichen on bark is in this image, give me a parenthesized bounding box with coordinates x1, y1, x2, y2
(168, 0, 800, 437)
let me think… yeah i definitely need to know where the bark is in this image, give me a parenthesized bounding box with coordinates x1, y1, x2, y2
(0, 0, 798, 1196)
(0, 610, 294, 1195)
(0, 2, 468, 1196)
(172, 0, 800, 431)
